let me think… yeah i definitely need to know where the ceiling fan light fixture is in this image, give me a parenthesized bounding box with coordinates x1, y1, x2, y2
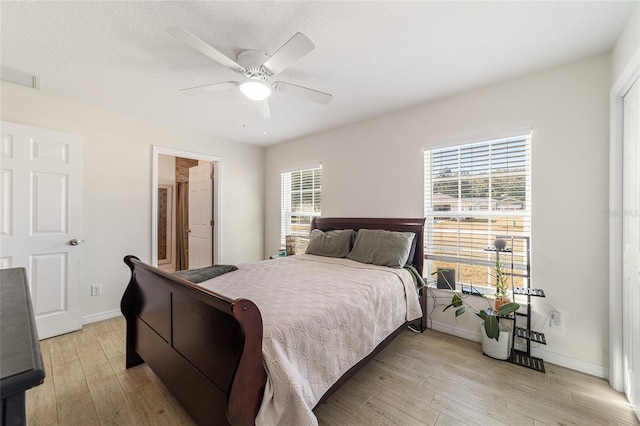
(239, 80, 272, 101)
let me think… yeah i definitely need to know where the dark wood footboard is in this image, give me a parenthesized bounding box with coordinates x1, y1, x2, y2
(121, 255, 266, 426)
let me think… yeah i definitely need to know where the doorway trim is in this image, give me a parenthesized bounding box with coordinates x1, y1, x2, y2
(609, 50, 640, 392)
(152, 145, 221, 267)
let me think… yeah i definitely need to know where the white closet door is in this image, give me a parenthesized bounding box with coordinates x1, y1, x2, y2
(0, 121, 83, 339)
(188, 163, 213, 269)
(622, 78, 639, 420)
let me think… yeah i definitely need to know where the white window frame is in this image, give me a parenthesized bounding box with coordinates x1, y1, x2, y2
(281, 166, 322, 253)
(424, 132, 532, 290)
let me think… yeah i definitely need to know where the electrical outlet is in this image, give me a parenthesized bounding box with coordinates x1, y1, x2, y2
(549, 310, 563, 330)
(91, 284, 101, 296)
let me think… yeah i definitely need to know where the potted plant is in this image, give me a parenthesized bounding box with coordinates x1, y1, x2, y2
(435, 269, 520, 360)
(492, 256, 510, 310)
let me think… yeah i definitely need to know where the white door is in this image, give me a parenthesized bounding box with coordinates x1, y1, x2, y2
(0, 121, 83, 339)
(622, 78, 639, 419)
(188, 163, 212, 269)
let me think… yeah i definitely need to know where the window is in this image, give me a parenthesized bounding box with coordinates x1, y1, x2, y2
(281, 166, 322, 253)
(424, 134, 531, 289)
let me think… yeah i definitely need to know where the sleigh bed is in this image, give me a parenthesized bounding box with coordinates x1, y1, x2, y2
(121, 217, 426, 425)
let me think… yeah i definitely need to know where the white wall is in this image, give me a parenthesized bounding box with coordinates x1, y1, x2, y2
(265, 54, 612, 376)
(0, 82, 265, 321)
(612, 2, 640, 85)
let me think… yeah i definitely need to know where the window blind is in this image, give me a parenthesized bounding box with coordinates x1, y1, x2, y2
(424, 134, 531, 286)
(281, 166, 322, 253)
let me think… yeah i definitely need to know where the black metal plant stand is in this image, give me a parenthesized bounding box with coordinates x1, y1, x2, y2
(494, 236, 546, 373)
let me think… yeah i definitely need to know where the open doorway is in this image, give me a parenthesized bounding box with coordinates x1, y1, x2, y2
(152, 146, 220, 271)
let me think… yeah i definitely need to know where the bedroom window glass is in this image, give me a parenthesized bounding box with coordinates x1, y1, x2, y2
(281, 166, 322, 253)
(424, 133, 531, 290)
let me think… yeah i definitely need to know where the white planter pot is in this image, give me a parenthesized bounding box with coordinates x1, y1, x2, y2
(480, 321, 513, 360)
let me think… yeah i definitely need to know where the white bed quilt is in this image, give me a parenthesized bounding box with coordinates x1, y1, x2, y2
(199, 254, 422, 426)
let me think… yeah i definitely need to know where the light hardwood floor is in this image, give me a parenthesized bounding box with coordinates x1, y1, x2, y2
(26, 316, 639, 426)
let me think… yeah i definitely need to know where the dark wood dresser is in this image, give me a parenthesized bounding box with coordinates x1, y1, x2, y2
(1, 268, 45, 426)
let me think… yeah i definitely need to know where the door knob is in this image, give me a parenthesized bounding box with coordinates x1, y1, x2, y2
(69, 239, 80, 246)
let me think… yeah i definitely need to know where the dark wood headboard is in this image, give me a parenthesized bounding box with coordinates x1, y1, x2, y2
(310, 217, 425, 276)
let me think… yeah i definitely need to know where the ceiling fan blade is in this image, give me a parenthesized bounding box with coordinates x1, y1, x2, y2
(179, 81, 239, 96)
(254, 99, 271, 119)
(168, 27, 242, 72)
(262, 33, 314, 76)
(273, 82, 332, 105)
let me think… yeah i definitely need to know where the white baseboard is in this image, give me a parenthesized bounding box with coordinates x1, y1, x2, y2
(429, 320, 608, 379)
(530, 348, 609, 379)
(430, 319, 482, 343)
(81, 309, 121, 325)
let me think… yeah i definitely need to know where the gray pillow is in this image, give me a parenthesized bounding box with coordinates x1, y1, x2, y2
(305, 229, 356, 258)
(347, 229, 415, 268)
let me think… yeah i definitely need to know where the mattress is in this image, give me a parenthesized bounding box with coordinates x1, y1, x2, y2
(198, 254, 422, 426)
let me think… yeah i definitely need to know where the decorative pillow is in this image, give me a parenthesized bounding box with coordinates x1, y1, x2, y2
(347, 229, 415, 268)
(305, 229, 356, 258)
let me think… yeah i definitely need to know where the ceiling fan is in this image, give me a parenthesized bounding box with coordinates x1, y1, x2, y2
(168, 27, 333, 118)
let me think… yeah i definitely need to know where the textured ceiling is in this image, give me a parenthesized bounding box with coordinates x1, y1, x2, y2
(0, 1, 636, 147)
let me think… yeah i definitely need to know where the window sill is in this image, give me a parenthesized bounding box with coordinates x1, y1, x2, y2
(425, 282, 490, 297)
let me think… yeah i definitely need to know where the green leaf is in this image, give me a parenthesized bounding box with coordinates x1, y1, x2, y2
(443, 303, 454, 312)
(477, 310, 488, 320)
(455, 307, 466, 318)
(497, 302, 520, 316)
(451, 294, 463, 308)
(484, 316, 500, 340)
